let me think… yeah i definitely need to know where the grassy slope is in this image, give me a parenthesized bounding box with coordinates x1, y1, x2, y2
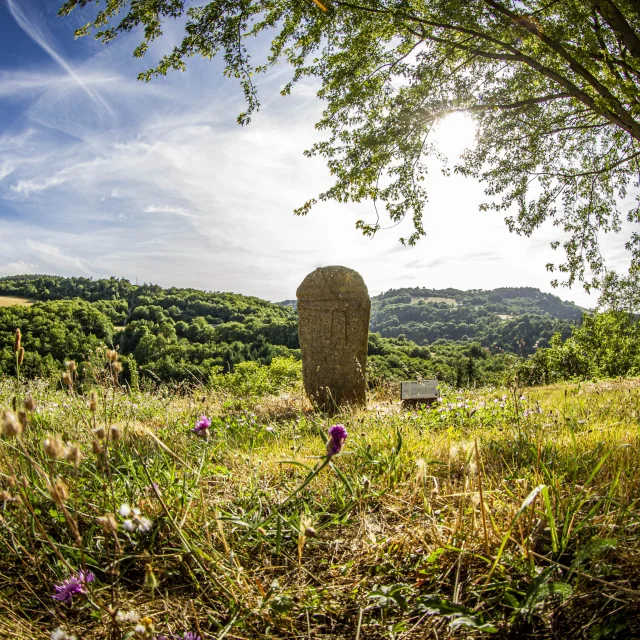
(0, 296, 34, 307)
(1, 374, 640, 639)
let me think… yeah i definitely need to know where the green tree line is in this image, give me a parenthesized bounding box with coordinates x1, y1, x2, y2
(0, 275, 637, 389)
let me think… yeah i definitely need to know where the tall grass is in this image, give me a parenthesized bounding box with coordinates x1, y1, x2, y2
(1, 345, 639, 639)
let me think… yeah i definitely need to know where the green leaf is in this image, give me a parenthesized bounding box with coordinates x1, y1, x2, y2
(449, 616, 498, 633)
(270, 595, 294, 614)
(425, 548, 445, 563)
(368, 583, 411, 612)
(414, 595, 470, 616)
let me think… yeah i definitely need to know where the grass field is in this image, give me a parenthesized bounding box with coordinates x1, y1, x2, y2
(1, 363, 639, 639)
(410, 296, 457, 306)
(0, 296, 34, 307)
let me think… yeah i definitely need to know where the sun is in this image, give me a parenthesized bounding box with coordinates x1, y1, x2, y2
(432, 112, 477, 159)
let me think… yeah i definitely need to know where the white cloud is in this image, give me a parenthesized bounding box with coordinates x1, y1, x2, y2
(24, 240, 94, 275)
(0, 163, 14, 182)
(0, 260, 37, 276)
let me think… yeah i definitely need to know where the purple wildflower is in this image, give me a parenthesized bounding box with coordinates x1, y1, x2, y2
(52, 570, 95, 604)
(193, 415, 211, 436)
(327, 424, 347, 456)
(184, 634, 202, 640)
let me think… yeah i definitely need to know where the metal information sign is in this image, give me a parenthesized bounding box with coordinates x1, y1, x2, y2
(401, 380, 439, 401)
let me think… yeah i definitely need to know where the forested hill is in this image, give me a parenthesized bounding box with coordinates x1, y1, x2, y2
(0, 275, 589, 387)
(370, 286, 585, 353)
(0, 275, 298, 383)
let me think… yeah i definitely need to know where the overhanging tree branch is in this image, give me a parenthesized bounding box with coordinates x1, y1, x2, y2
(482, 0, 640, 138)
(529, 150, 640, 177)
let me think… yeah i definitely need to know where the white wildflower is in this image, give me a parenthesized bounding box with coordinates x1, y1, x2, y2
(51, 629, 77, 640)
(121, 505, 153, 533)
(137, 517, 153, 533)
(116, 610, 140, 623)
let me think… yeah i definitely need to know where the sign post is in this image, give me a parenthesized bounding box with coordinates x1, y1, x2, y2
(400, 380, 439, 407)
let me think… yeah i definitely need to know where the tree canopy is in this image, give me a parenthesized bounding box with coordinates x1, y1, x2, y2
(59, 0, 640, 299)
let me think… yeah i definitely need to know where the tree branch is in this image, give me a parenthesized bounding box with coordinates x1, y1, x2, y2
(529, 150, 640, 178)
(335, 0, 640, 141)
(482, 0, 640, 139)
(593, 0, 640, 62)
(461, 92, 573, 112)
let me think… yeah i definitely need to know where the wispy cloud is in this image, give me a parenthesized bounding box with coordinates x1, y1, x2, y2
(0, 163, 14, 182)
(5, 0, 114, 115)
(25, 240, 94, 275)
(0, 69, 117, 99)
(11, 174, 68, 197)
(143, 205, 194, 218)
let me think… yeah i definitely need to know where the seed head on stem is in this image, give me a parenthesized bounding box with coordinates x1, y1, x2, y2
(25, 395, 36, 411)
(2, 410, 22, 437)
(44, 434, 65, 459)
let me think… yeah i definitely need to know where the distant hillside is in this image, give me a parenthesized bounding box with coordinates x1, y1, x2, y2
(371, 286, 584, 354)
(375, 286, 585, 319)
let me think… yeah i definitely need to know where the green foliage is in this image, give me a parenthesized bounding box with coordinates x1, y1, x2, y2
(519, 310, 640, 384)
(0, 299, 113, 380)
(0, 275, 299, 385)
(209, 356, 302, 398)
(58, 1, 640, 296)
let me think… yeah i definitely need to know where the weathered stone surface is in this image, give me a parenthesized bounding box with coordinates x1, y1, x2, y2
(296, 266, 371, 412)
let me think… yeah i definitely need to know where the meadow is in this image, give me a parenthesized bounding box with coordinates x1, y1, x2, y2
(0, 297, 34, 308)
(1, 348, 639, 639)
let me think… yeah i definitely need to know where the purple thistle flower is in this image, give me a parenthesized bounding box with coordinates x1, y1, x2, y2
(184, 634, 201, 640)
(327, 424, 347, 456)
(193, 415, 211, 436)
(52, 570, 95, 604)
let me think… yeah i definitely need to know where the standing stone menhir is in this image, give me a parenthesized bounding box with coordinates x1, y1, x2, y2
(296, 266, 371, 412)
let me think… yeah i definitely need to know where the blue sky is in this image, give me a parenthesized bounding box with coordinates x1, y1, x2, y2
(0, 0, 634, 306)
